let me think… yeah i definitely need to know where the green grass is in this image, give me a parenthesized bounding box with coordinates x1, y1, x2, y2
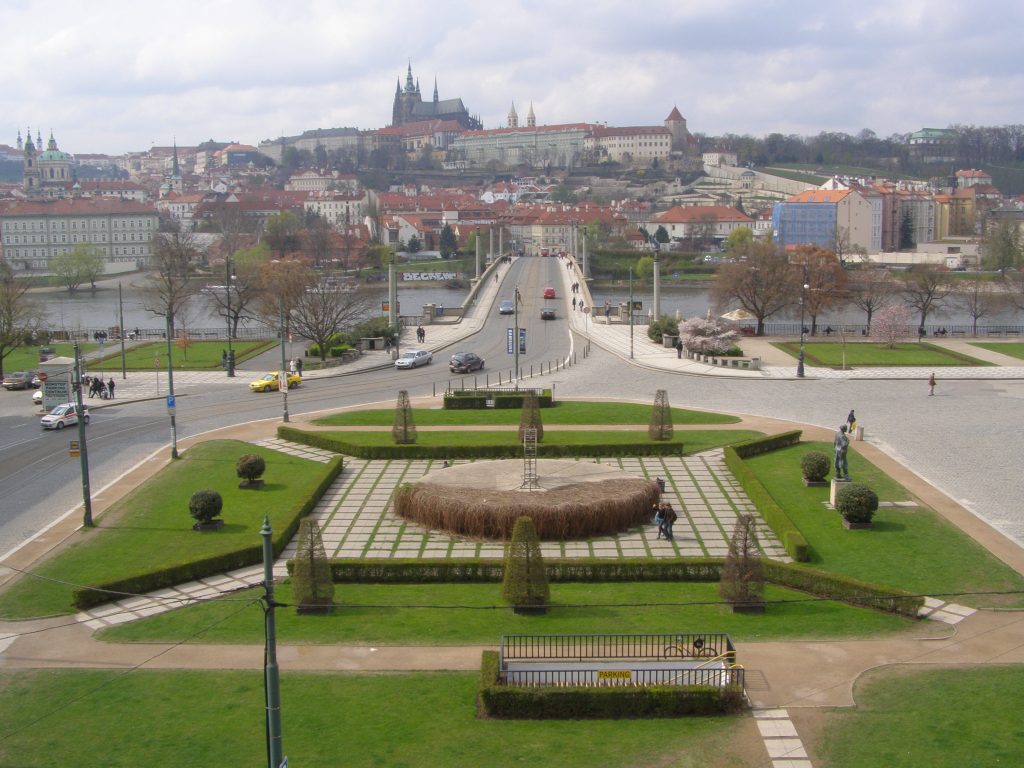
(771, 341, 989, 367)
(0, 441, 330, 618)
(971, 341, 1024, 360)
(0, 670, 752, 768)
(820, 666, 1024, 767)
(314, 401, 740, 426)
(99, 581, 913, 645)
(3, 343, 101, 371)
(87, 339, 275, 371)
(310, 429, 763, 454)
(745, 443, 1024, 607)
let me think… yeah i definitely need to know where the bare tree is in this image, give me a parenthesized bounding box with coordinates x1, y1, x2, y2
(0, 259, 42, 378)
(900, 264, 954, 330)
(711, 242, 797, 336)
(958, 275, 1004, 336)
(289, 285, 375, 362)
(302, 213, 334, 268)
(832, 226, 867, 267)
(792, 245, 847, 335)
(847, 267, 894, 334)
(143, 232, 199, 335)
(207, 243, 270, 338)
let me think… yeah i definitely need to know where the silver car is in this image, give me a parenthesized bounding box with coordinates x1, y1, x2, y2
(41, 402, 90, 430)
(395, 349, 433, 369)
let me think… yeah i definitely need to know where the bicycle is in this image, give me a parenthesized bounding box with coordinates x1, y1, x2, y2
(662, 636, 719, 660)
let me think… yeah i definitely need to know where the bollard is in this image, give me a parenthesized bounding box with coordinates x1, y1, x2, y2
(530, 365, 533, 377)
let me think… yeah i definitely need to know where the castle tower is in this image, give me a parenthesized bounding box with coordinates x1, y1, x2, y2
(16, 129, 22, 151)
(507, 102, 519, 128)
(664, 106, 690, 152)
(527, 102, 536, 128)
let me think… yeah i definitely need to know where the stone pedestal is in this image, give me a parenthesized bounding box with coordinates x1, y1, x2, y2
(830, 477, 851, 507)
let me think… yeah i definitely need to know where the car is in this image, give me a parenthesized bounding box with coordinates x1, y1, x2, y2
(449, 352, 485, 373)
(540, 308, 556, 320)
(543, 287, 556, 299)
(395, 349, 433, 369)
(249, 371, 301, 392)
(3, 371, 36, 390)
(41, 402, 89, 430)
(498, 299, 515, 315)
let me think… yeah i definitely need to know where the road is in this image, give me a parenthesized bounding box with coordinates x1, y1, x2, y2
(2, 252, 1023, 557)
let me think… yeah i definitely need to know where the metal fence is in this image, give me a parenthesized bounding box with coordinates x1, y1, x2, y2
(500, 632, 737, 664)
(503, 666, 744, 690)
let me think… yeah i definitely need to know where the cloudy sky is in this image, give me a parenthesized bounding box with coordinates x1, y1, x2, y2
(2, 0, 1020, 155)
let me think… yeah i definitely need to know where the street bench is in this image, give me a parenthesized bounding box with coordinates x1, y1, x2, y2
(1005, 330, 1021, 336)
(697, 354, 761, 370)
(950, 331, 966, 337)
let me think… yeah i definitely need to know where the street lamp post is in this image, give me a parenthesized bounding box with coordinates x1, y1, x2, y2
(279, 297, 290, 424)
(165, 316, 179, 458)
(72, 342, 93, 527)
(629, 266, 634, 360)
(225, 253, 235, 377)
(797, 264, 809, 378)
(513, 285, 521, 388)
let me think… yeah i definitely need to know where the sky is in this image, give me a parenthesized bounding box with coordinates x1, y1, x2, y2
(2, 0, 1021, 155)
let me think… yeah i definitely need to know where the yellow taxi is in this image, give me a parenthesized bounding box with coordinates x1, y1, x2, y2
(249, 371, 301, 392)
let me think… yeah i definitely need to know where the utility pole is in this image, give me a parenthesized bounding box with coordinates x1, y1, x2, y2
(165, 316, 178, 458)
(629, 267, 634, 360)
(279, 297, 290, 423)
(72, 343, 93, 527)
(118, 283, 127, 380)
(225, 253, 235, 377)
(261, 517, 284, 768)
(513, 285, 521, 389)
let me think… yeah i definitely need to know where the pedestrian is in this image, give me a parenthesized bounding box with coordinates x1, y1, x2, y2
(663, 504, 678, 540)
(928, 372, 936, 396)
(87, 377, 97, 398)
(572, 297, 577, 310)
(295, 358, 303, 376)
(221, 349, 228, 368)
(847, 409, 857, 433)
(107, 377, 115, 399)
(289, 358, 297, 374)
(654, 503, 665, 539)
(675, 338, 683, 359)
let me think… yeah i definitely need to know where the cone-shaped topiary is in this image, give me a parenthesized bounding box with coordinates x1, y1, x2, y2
(719, 514, 765, 612)
(292, 518, 335, 613)
(236, 453, 267, 486)
(836, 483, 879, 524)
(502, 516, 549, 614)
(648, 389, 673, 441)
(392, 390, 417, 445)
(800, 451, 830, 482)
(517, 391, 543, 443)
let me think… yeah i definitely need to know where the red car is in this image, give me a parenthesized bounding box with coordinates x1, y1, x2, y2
(543, 287, 556, 299)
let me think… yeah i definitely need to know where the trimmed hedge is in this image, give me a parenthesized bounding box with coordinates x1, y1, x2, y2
(477, 651, 747, 719)
(444, 389, 553, 409)
(71, 456, 345, 610)
(731, 430, 802, 458)
(277, 426, 684, 460)
(296, 557, 923, 617)
(724, 445, 809, 562)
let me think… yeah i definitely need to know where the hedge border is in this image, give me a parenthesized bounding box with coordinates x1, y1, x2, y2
(723, 431, 809, 562)
(296, 557, 922, 617)
(70, 456, 345, 610)
(477, 651, 747, 719)
(277, 426, 684, 460)
(445, 389, 553, 409)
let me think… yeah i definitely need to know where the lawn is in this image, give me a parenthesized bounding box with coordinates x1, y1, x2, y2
(971, 341, 1024, 360)
(0, 669, 756, 768)
(771, 341, 988, 367)
(87, 339, 275, 371)
(3, 342, 101, 371)
(744, 442, 1024, 607)
(0, 441, 334, 618)
(99, 581, 914, 646)
(314, 400, 740, 427)
(819, 665, 1024, 767)
(304, 429, 763, 455)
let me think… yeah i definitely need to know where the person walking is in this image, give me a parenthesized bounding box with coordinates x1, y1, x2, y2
(107, 377, 115, 399)
(675, 338, 683, 359)
(928, 372, 936, 396)
(846, 409, 857, 434)
(295, 358, 303, 376)
(663, 504, 678, 540)
(572, 297, 577, 310)
(654, 503, 665, 539)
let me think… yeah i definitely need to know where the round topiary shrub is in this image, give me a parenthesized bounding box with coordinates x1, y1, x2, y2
(236, 453, 267, 488)
(835, 483, 879, 525)
(800, 451, 830, 483)
(189, 489, 223, 530)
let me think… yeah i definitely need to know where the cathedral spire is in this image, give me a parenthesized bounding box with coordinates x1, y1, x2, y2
(16, 129, 22, 150)
(405, 60, 414, 92)
(433, 77, 438, 102)
(172, 137, 180, 176)
(527, 102, 536, 128)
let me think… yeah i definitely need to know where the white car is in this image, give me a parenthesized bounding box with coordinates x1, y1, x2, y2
(395, 349, 433, 369)
(32, 389, 43, 405)
(41, 402, 90, 430)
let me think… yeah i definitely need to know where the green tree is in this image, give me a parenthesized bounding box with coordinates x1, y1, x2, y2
(724, 226, 754, 256)
(501, 516, 549, 615)
(439, 224, 458, 258)
(407, 235, 422, 253)
(51, 244, 106, 292)
(982, 220, 1023, 272)
(899, 208, 915, 250)
(263, 211, 301, 258)
(549, 184, 576, 203)
(292, 518, 334, 612)
(635, 255, 655, 280)
(392, 390, 416, 445)
(654, 225, 670, 244)
(0, 258, 42, 378)
(648, 389, 673, 441)
(719, 514, 765, 611)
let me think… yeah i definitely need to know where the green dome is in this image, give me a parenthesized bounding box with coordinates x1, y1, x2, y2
(40, 149, 72, 161)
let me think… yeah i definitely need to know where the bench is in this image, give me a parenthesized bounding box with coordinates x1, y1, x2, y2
(950, 331, 966, 337)
(697, 354, 761, 370)
(1005, 330, 1021, 336)
(987, 329, 1004, 336)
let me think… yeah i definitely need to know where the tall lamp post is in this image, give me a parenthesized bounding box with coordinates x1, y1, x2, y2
(72, 342, 93, 527)
(225, 254, 235, 377)
(628, 266, 634, 360)
(797, 264, 809, 378)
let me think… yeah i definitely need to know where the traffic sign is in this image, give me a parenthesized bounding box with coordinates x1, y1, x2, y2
(507, 328, 514, 354)
(166, 395, 176, 412)
(583, 307, 591, 314)
(38, 371, 48, 382)
(69, 440, 80, 457)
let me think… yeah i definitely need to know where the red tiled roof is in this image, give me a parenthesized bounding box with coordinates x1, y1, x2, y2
(655, 205, 753, 224)
(1, 198, 156, 216)
(786, 190, 851, 204)
(589, 126, 671, 138)
(665, 107, 684, 122)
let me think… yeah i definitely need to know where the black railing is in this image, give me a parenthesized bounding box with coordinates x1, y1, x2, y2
(760, 322, 1023, 338)
(500, 632, 737, 664)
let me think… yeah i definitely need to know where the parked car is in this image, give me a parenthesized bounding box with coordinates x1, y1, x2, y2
(449, 352, 485, 373)
(498, 299, 515, 315)
(543, 287, 556, 299)
(249, 371, 301, 392)
(41, 402, 89, 430)
(395, 349, 433, 369)
(540, 308, 556, 320)
(3, 371, 36, 390)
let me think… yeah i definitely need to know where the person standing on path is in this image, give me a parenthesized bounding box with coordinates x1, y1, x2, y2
(675, 338, 683, 359)
(107, 377, 115, 399)
(928, 372, 936, 396)
(847, 409, 857, 434)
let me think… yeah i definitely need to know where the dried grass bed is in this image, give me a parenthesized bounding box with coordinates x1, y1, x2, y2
(394, 477, 661, 540)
